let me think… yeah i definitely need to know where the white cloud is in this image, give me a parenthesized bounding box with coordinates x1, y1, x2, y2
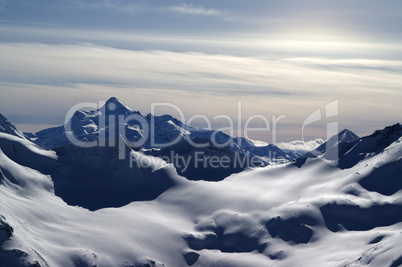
(167, 3, 221, 16)
(276, 139, 324, 152)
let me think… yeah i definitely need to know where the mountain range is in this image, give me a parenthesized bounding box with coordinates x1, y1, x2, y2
(1, 99, 401, 266)
(22, 97, 339, 180)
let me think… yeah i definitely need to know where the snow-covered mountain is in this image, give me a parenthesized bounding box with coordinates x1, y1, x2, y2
(26, 97, 228, 150)
(295, 127, 393, 168)
(315, 128, 359, 154)
(1, 113, 402, 266)
(24, 97, 292, 179)
(25, 97, 332, 170)
(0, 113, 26, 139)
(26, 98, 289, 156)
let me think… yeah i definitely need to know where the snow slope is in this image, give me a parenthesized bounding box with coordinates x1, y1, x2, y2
(0, 114, 26, 140)
(1, 116, 402, 266)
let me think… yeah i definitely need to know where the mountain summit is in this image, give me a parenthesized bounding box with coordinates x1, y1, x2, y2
(101, 97, 137, 115)
(316, 128, 359, 153)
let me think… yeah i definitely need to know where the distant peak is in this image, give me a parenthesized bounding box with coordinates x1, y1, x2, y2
(105, 97, 129, 109)
(106, 96, 120, 104)
(315, 129, 358, 153)
(325, 128, 359, 145)
(337, 129, 359, 141)
(100, 97, 138, 115)
(338, 129, 352, 134)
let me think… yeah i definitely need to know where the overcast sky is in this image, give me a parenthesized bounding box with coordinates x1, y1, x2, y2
(1, 0, 401, 142)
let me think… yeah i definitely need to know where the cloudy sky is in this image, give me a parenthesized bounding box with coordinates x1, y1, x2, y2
(0, 0, 401, 142)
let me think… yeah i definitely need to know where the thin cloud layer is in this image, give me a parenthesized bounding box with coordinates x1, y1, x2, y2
(1, 43, 401, 96)
(167, 3, 221, 16)
(0, 43, 401, 140)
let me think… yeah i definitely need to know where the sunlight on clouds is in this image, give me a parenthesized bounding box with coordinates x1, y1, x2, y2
(1, 43, 401, 97)
(2, 25, 402, 61)
(0, 43, 401, 140)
